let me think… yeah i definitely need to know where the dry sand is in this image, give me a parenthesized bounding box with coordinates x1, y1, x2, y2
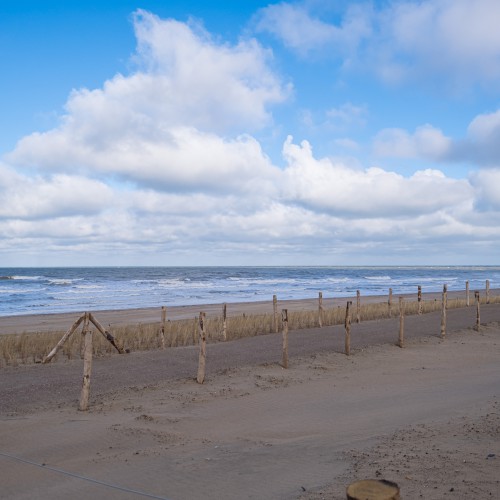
(0, 301, 499, 499)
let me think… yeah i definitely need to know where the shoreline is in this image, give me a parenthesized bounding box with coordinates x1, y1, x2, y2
(1, 287, 498, 335)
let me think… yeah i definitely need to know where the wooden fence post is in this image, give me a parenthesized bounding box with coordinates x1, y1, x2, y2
(466, 281, 470, 306)
(356, 290, 361, 323)
(388, 288, 393, 318)
(486, 280, 490, 304)
(273, 295, 278, 333)
(197, 312, 206, 384)
(222, 303, 227, 341)
(441, 284, 447, 339)
(160, 306, 166, 349)
(417, 285, 422, 315)
(79, 312, 92, 411)
(345, 301, 352, 356)
(318, 292, 323, 328)
(399, 297, 405, 348)
(474, 291, 480, 331)
(281, 309, 289, 369)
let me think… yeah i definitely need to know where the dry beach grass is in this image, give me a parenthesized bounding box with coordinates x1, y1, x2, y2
(1, 291, 499, 367)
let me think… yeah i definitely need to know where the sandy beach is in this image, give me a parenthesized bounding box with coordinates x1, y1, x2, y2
(1, 299, 499, 499)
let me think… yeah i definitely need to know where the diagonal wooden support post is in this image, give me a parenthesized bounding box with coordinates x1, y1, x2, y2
(88, 313, 124, 353)
(43, 314, 85, 364)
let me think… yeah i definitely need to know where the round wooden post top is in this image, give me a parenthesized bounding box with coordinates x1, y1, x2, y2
(346, 479, 400, 500)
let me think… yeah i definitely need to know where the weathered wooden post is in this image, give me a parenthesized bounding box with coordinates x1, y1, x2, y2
(318, 292, 323, 328)
(281, 309, 289, 369)
(356, 290, 361, 323)
(222, 303, 227, 341)
(417, 285, 422, 314)
(388, 288, 393, 318)
(79, 312, 92, 411)
(43, 314, 85, 363)
(440, 284, 447, 339)
(160, 306, 166, 349)
(399, 297, 405, 348)
(197, 312, 206, 384)
(486, 279, 490, 304)
(474, 291, 480, 331)
(466, 280, 470, 306)
(347, 479, 400, 500)
(345, 301, 352, 356)
(273, 295, 278, 333)
(88, 313, 124, 353)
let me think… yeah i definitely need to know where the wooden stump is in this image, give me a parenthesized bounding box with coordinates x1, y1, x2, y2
(417, 285, 422, 315)
(388, 288, 393, 318)
(466, 280, 470, 306)
(281, 309, 289, 369)
(486, 279, 490, 304)
(347, 479, 400, 500)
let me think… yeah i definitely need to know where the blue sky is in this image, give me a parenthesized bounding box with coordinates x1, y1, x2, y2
(1, 0, 500, 266)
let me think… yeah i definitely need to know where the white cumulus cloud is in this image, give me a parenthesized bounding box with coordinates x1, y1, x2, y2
(281, 136, 469, 217)
(256, 0, 500, 91)
(373, 125, 452, 160)
(254, 2, 372, 56)
(7, 10, 289, 194)
(0, 163, 112, 220)
(378, 0, 500, 88)
(470, 169, 500, 210)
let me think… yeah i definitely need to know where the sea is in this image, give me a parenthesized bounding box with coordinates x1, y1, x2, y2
(0, 266, 498, 317)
